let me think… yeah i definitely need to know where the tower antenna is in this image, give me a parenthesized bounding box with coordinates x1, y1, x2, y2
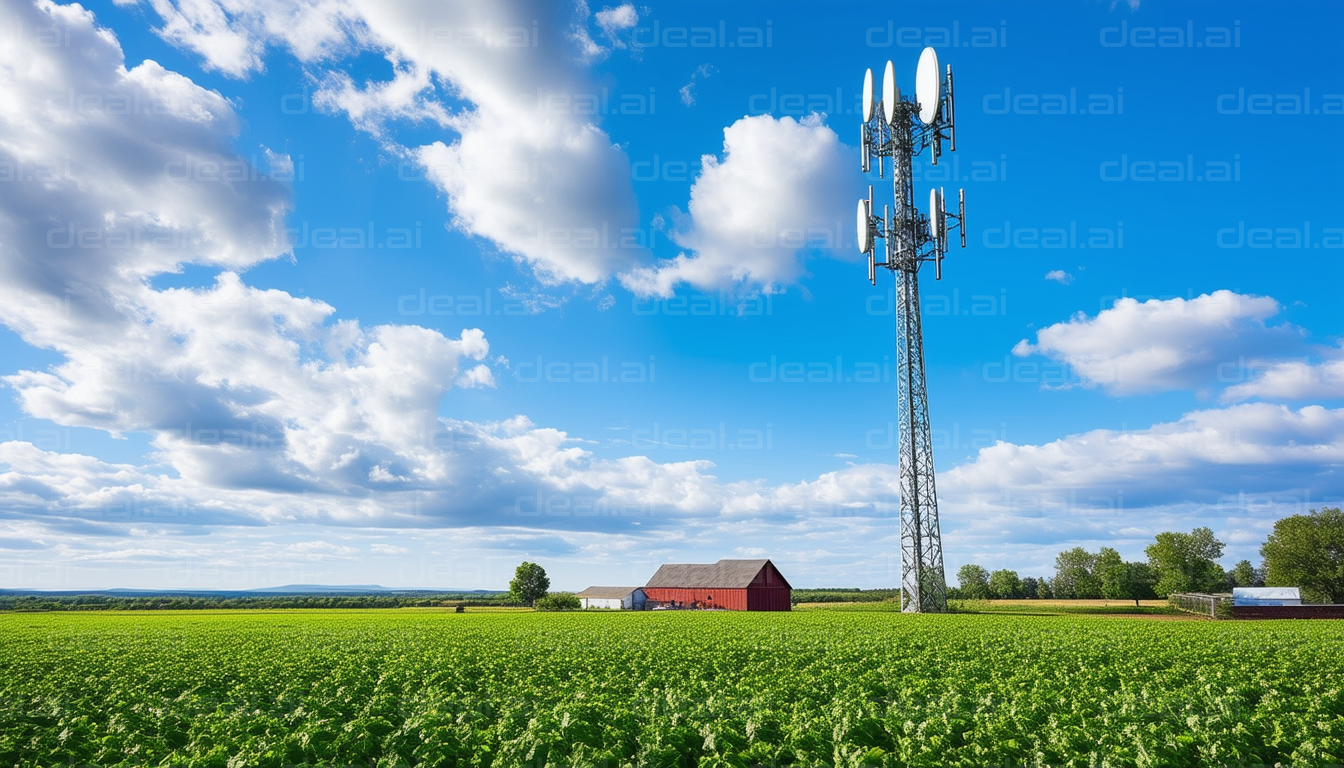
(855, 48, 965, 612)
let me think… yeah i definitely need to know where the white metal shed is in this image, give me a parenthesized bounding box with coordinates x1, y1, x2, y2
(575, 586, 646, 610)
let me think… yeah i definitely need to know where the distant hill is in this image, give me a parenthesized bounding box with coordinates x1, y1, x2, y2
(249, 585, 505, 595)
(248, 584, 396, 594)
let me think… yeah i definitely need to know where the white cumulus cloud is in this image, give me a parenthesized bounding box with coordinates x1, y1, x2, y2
(1222, 348, 1344, 403)
(620, 115, 864, 297)
(946, 403, 1344, 503)
(1012, 291, 1303, 395)
(0, 0, 291, 345)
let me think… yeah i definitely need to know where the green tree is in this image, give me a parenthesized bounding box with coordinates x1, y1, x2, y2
(1094, 547, 1123, 584)
(1020, 576, 1040, 599)
(1053, 547, 1100, 599)
(1095, 547, 1126, 600)
(1037, 578, 1054, 599)
(1261, 508, 1344, 604)
(956, 564, 991, 600)
(1096, 548, 1156, 606)
(1228, 559, 1264, 589)
(509, 561, 550, 606)
(988, 569, 1022, 599)
(1145, 527, 1225, 597)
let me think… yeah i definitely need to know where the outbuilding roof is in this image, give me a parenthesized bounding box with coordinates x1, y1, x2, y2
(645, 559, 790, 589)
(1232, 586, 1302, 605)
(575, 586, 642, 599)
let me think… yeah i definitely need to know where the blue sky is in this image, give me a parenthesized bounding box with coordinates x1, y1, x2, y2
(0, 0, 1341, 591)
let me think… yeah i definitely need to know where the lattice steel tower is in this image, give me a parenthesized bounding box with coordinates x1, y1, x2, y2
(855, 50, 964, 613)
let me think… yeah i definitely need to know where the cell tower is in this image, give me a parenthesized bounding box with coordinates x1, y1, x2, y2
(856, 49, 965, 613)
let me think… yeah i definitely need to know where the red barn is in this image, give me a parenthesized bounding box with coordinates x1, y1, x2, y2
(643, 559, 792, 611)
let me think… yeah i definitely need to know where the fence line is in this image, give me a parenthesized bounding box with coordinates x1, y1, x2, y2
(1169, 592, 1231, 618)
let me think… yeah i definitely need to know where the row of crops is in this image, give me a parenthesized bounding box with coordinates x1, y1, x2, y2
(2, 609, 1342, 766)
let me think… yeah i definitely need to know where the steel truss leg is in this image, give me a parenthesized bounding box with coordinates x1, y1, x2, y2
(896, 267, 947, 613)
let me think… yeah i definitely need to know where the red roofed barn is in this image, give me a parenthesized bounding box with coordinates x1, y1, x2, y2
(642, 558, 791, 611)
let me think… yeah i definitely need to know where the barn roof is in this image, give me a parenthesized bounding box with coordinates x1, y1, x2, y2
(575, 586, 642, 599)
(645, 559, 791, 589)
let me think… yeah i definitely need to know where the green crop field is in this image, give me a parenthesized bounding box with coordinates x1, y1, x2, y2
(2, 610, 1342, 767)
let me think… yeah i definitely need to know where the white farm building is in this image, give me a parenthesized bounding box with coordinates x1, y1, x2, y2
(575, 586, 646, 610)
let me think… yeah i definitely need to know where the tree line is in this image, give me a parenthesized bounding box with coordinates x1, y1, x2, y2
(952, 508, 1344, 605)
(0, 593, 522, 612)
